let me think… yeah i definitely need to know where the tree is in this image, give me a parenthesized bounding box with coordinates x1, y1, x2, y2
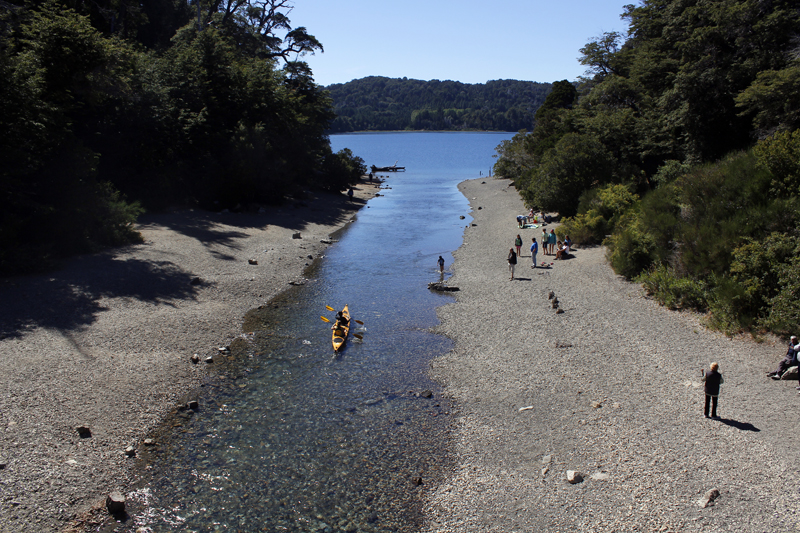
(527, 133, 615, 216)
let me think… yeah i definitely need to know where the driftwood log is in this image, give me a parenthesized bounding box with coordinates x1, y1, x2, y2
(428, 282, 459, 292)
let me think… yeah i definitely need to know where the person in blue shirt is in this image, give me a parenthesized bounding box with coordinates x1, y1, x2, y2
(530, 238, 538, 268)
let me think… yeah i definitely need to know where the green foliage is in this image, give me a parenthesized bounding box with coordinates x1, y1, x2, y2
(760, 259, 800, 336)
(605, 211, 660, 280)
(736, 61, 800, 135)
(560, 184, 638, 245)
(636, 264, 708, 311)
(0, 0, 350, 274)
(319, 149, 367, 192)
(651, 160, 691, 188)
(326, 77, 552, 132)
(526, 133, 615, 216)
(753, 129, 800, 197)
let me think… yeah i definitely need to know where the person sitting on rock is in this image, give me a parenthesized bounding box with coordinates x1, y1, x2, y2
(766, 335, 799, 379)
(555, 241, 569, 260)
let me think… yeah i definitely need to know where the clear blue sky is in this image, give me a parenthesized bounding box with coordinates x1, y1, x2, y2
(288, 0, 633, 86)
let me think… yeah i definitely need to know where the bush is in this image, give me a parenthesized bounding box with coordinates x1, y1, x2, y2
(636, 264, 708, 311)
(605, 210, 658, 279)
(760, 260, 800, 335)
(561, 184, 638, 245)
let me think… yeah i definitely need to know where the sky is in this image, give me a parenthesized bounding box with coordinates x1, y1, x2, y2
(287, 0, 633, 87)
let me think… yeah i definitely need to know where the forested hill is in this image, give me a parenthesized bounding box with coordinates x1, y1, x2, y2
(0, 0, 366, 275)
(325, 77, 552, 132)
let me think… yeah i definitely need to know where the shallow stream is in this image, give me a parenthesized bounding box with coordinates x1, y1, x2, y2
(117, 133, 513, 532)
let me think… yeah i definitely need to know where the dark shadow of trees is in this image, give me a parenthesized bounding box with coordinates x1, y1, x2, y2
(0, 255, 203, 338)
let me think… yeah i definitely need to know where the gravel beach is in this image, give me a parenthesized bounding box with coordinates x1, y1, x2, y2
(0, 180, 379, 533)
(426, 178, 800, 532)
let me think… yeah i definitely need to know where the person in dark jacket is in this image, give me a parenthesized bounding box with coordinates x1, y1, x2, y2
(507, 248, 517, 280)
(701, 362, 724, 419)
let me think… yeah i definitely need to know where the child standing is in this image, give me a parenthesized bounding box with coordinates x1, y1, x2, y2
(701, 362, 724, 419)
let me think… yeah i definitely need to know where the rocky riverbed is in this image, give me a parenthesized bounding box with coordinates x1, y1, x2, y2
(0, 180, 379, 533)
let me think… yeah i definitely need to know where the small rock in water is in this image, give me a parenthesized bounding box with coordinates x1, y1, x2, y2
(190, 353, 201, 364)
(420, 390, 433, 399)
(187, 400, 199, 410)
(106, 491, 125, 515)
(204, 356, 214, 364)
(124, 446, 136, 457)
(566, 470, 584, 484)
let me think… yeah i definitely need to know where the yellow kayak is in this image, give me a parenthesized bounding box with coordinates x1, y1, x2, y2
(331, 304, 350, 352)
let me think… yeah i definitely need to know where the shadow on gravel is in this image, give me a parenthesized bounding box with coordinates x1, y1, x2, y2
(0, 255, 200, 339)
(717, 418, 760, 432)
(142, 191, 366, 243)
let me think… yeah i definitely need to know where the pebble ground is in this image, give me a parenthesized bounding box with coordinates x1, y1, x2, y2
(425, 178, 800, 532)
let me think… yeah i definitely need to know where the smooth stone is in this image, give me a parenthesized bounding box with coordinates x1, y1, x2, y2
(566, 470, 584, 484)
(698, 488, 720, 508)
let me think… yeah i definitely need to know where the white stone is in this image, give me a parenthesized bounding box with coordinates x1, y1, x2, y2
(566, 470, 584, 484)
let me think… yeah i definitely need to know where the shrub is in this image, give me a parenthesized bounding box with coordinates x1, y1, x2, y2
(605, 211, 658, 279)
(636, 264, 708, 311)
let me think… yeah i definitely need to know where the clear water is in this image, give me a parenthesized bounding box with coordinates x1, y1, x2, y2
(116, 132, 513, 533)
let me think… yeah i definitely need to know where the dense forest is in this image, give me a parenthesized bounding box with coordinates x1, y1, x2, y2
(325, 77, 552, 132)
(0, 0, 365, 275)
(495, 0, 800, 337)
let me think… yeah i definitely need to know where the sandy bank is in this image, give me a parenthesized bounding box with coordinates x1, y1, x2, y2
(425, 178, 800, 532)
(0, 179, 380, 533)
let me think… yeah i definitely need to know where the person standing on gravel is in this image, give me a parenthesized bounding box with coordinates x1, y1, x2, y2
(530, 238, 538, 268)
(542, 229, 549, 255)
(701, 362, 724, 419)
(507, 248, 517, 280)
(515, 234, 523, 257)
(548, 229, 557, 255)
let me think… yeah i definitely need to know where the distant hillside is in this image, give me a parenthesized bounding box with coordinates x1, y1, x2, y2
(325, 77, 552, 132)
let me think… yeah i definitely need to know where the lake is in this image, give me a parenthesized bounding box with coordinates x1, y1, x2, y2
(119, 132, 514, 533)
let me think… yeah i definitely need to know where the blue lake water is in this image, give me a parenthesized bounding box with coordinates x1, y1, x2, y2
(119, 132, 513, 533)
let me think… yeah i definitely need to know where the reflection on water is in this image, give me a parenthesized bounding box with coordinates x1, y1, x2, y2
(111, 133, 512, 532)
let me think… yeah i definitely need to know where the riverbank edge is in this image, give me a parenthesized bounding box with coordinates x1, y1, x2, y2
(0, 179, 380, 533)
(421, 177, 797, 532)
